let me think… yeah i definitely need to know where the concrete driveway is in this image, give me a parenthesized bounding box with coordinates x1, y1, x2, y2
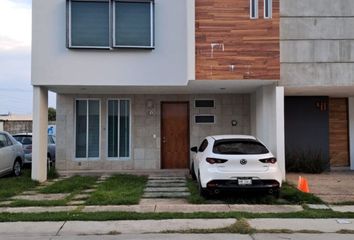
(287, 170, 354, 203)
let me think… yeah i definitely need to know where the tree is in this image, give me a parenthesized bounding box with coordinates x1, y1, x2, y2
(48, 107, 56, 122)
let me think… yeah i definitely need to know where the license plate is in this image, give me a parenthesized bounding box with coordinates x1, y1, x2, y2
(238, 179, 252, 185)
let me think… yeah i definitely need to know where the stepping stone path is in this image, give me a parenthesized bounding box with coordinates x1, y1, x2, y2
(12, 193, 70, 201)
(143, 175, 190, 198)
(67, 175, 110, 205)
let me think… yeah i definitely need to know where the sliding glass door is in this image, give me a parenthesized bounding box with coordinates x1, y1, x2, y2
(107, 99, 130, 159)
(75, 99, 100, 159)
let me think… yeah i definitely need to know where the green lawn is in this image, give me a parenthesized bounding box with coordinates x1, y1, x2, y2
(40, 176, 97, 194)
(86, 174, 147, 205)
(0, 208, 354, 222)
(0, 170, 38, 201)
(187, 179, 323, 205)
(8, 175, 97, 207)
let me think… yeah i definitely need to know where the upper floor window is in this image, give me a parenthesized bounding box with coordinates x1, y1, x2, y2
(114, 1, 154, 48)
(264, 0, 272, 19)
(250, 0, 258, 19)
(68, 0, 110, 48)
(67, 0, 155, 49)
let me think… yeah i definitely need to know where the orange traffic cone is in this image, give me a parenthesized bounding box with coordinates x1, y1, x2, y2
(297, 176, 310, 193)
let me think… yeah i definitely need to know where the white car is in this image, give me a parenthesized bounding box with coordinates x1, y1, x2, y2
(190, 135, 282, 197)
(0, 131, 24, 177)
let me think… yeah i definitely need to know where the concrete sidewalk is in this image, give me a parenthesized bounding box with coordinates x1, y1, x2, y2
(1, 218, 354, 236)
(0, 204, 303, 213)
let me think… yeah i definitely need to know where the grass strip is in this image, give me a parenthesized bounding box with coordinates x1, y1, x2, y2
(40, 176, 97, 194)
(86, 174, 147, 205)
(0, 170, 38, 201)
(1, 209, 354, 222)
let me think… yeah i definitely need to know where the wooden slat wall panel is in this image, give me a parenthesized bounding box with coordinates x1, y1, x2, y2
(329, 98, 349, 167)
(196, 0, 280, 80)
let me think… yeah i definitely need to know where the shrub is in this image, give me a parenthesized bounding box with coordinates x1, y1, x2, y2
(286, 149, 329, 173)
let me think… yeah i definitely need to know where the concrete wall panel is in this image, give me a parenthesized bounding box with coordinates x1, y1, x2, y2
(281, 0, 354, 17)
(281, 40, 354, 63)
(281, 18, 354, 40)
(281, 63, 354, 87)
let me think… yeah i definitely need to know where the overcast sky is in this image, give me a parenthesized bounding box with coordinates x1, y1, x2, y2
(0, 0, 56, 115)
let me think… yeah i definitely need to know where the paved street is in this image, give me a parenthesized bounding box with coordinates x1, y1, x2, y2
(1, 233, 354, 240)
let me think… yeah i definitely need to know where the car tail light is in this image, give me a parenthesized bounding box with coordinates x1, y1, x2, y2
(259, 157, 277, 164)
(206, 158, 228, 164)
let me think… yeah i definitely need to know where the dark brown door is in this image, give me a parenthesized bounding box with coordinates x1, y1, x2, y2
(161, 102, 189, 169)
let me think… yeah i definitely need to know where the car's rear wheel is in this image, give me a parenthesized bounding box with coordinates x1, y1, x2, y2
(190, 164, 196, 180)
(12, 159, 22, 177)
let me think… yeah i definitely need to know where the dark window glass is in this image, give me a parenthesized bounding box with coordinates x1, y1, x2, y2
(75, 100, 100, 158)
(88, 100, 100, 158)
(108, 100, 119, 158)
(107, 100, 131, 158)
(252, 0, 255, 17)
(264, 0, 272, 18)
(75, 100, 87, 158)
(13, 136, 32, 145)
(0, 134, 8, 148)
(198, 139, 208, 152)
(195, 100, 214, 108)
(6, 135, 13, 146)
(213, 139, 269, 155)
(70, 1, 109, 47)
(119, 100, 130, 157)
(195, 115, 215, 124)
(115, 1, 153, 47)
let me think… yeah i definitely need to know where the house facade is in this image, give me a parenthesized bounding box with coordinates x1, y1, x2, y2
(281, 0, 354, 171)
(31, 0, 353, 182)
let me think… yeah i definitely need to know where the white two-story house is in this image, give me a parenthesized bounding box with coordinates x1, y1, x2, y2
(32, 0, 354, 182)
(32, 0, 286, 181)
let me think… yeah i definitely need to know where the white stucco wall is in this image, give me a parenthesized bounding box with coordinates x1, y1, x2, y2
(32, 0, 195, 87)
(31, 86, 48, 182)
(251, 85, 285, 179)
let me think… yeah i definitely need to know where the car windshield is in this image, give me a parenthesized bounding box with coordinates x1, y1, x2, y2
(13, 136, 32, 145)
(213, 139, 269, 155)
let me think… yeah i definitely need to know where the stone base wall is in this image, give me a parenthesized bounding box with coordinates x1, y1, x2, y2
(2, 121, 32, 134)
(56, 94, 250, 171)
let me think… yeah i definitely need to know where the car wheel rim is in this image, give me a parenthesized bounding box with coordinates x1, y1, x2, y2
(14, 162, 21, 175)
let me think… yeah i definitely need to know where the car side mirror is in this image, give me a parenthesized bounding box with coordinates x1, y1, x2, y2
(190, 146, 198, 153)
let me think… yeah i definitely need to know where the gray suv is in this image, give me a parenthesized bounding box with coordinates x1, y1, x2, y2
(12, 133, 56, 167)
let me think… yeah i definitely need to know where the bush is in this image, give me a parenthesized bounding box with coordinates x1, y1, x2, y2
(286, 149, 329, 173)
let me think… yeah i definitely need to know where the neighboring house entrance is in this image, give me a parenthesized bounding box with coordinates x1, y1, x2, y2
(161, 102, 189, 169)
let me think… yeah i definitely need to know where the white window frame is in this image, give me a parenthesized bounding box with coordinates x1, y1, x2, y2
(112, 0, 155, 49)
(264, 0, 272, 19)
(194, 99, 215, 109)
(67, 0, 111, 49)
(106, 98, 132, 160)
(250, 0, 258, 19)
(74, 98, 101, 161)
(194, 114, 216, 125)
